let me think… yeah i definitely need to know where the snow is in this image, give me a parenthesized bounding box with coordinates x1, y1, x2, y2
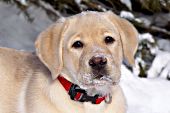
(138, 33, 158, 54)
(120, 11, 135, 20)
(58, 17, 66, 23)
(0, 2, 53, 51)
(120, 10, 142, 22)
(120, 0, 132, 10)
(138, 17, 152, 27)
(75, 0, 81, 4)
(97, 5, 107, 12)
(147, 50, 170, 78)
(157, 39, 170, 52)
(139, 33, 155, 43)
(17, 0, 28, 6)
(121, 65, 170, 113)
(80, 11, 98, 16)
(133, 57, 146, 76)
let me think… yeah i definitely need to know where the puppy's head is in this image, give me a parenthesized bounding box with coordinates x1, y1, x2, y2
(35, 11, 138, 96)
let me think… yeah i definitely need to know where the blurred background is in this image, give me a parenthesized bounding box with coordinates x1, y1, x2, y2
(0, 0, 170, 112)
(0, 0, 170, 80)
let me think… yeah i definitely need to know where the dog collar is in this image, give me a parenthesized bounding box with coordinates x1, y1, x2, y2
(57, 75, 106, 104)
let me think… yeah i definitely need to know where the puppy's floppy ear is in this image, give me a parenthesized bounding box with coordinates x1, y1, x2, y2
(104, 11, 138, 66)
(35, 19, 68, 79)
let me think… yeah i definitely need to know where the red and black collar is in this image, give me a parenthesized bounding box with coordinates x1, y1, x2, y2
(57, 75, 106, 104)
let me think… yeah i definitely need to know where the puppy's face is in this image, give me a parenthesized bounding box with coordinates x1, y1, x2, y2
(63, 13, 123, 96)
(35, 11, 138, 96)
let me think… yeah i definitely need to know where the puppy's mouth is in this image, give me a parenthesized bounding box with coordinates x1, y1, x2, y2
(79, 73, 119, 89)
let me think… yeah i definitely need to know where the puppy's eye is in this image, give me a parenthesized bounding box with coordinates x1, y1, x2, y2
(72, 41, 84, 48)
(104, 36, 115, 44)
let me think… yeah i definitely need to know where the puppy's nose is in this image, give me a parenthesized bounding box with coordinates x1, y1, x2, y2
(89, 56, 107, 69)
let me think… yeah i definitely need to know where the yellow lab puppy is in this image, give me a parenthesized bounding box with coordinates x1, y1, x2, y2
(0, 11, 138, 113)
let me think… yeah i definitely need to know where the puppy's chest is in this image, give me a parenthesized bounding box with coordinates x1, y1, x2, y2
(83, 102, 106, 113)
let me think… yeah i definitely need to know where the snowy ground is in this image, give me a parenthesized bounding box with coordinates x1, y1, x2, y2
(121, 65, 170, 113)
